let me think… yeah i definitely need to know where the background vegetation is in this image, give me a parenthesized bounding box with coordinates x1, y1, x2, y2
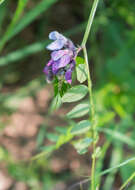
(0, 0, 135, 189)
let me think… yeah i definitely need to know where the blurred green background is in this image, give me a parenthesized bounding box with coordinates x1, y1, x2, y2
(0, 0, 135, 189)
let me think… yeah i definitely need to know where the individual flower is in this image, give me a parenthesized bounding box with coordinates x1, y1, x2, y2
(43, 31, 78, 84)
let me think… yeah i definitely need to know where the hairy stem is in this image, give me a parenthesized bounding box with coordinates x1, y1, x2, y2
(81, 0, 99, 189)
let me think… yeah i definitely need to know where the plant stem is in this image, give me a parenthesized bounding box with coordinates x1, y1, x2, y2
(119, 172, 135, 190)
(83, 46, 96, 190)
(81, 0, 99, 189)
(81, 0, 99, 47)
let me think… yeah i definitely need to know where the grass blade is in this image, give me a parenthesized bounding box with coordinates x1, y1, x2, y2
(103, 147, 123, 190)
(0, 0, 28, 51)
(100, 157, 135, 176)
(99, 128, 135, 148)
(0, 0, 57, 51)
(120, 172, 135, 190)
(0, 1, 7, 33)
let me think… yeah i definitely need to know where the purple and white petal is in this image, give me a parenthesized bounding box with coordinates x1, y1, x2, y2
(58, 54, 71, 68)
(52, 60, 59, 74)
(43, 66, 48, 75)
(43, 60, 54, 82)
(66, 40, 76, 51)
(49, 31, 60, 40)
(51, 50, 67, 61)
(52, 55, 71, 74)
(43, 60, 52, 74)
(49, 31, 67, 44)
(47, 59, 53, 67)
(46, 39, 65, 51)
(49, 31, 67, 41)
(65, 69, 72, 84)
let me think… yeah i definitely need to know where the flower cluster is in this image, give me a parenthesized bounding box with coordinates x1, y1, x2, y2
(43, 31, 77, 84)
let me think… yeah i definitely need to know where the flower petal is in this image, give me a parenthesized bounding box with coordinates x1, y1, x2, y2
(51, 50, 65, 61)
(65, 69, 72, 84)
(43, 60, 54, 82)
(51, 50, 70, 61)
(43, 60, 52, 74)
(52, 54, 71, 74)
(52, 61, 59, 74)
(58, 54, 71, 68)
(49, 31, 60, 40)
(46, 39, 65, 51)
(49, 31, 67, 41)
(66, 40, 76, 51)
(70, 60, 75, 70)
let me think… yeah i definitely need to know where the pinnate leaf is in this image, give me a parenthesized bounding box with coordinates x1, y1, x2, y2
(62, 85, 88, 103)
(67, 102, 89, 118)
(71, 120, 91, 135)
(73, 137, 93, 154)
(76, 57, 87, 83)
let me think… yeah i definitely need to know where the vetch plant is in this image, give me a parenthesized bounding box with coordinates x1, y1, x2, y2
(0, 0, 135, 189)
(42, 0, 100, 189)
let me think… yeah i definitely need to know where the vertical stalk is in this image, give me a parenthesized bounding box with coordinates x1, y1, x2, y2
(83, 46, 96, 190)
(81, 0, 99, 189)
(82, 0, 99, 47)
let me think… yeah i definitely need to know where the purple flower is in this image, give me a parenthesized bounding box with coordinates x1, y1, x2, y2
(43, 31, 77, 84)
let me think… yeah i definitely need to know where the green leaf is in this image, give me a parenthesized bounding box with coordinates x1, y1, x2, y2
(53, 77, 59, 96)
(0, 0, 5, 5)
(76, 63, 87, 83)
(76, 56, 87, 83)
(50, 94, 62, 113)
(73, 137, 93, 155)
(55, 127, 68, 134)
(71, 120, 91, 135)
(67, 102, 89, 118)
(56, 127, 73, 148)
(76, 56, 85, 66)
(46, 133, 59, 142)
(60, 81, 71, 97)
(36, 125, 47, 147)
(32, 145, 56, 160)
(40, 145, 56, 153)
(53, 78, 70, 97)
(98, 111, 115, 126)
(62, 85, 88, 103)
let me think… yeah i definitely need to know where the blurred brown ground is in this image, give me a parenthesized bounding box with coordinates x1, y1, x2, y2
(0, 85, 93, 190)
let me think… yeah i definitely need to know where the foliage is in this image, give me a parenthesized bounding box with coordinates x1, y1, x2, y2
(0, 0, 135, 189)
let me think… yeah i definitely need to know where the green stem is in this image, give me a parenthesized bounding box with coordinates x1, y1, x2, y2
(82, 0, 99, 47)
(83, 46, 96, 190)
(119, 172, 135, 190)
(81, 0, 99, 189)
(83, 47, 95, 121)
